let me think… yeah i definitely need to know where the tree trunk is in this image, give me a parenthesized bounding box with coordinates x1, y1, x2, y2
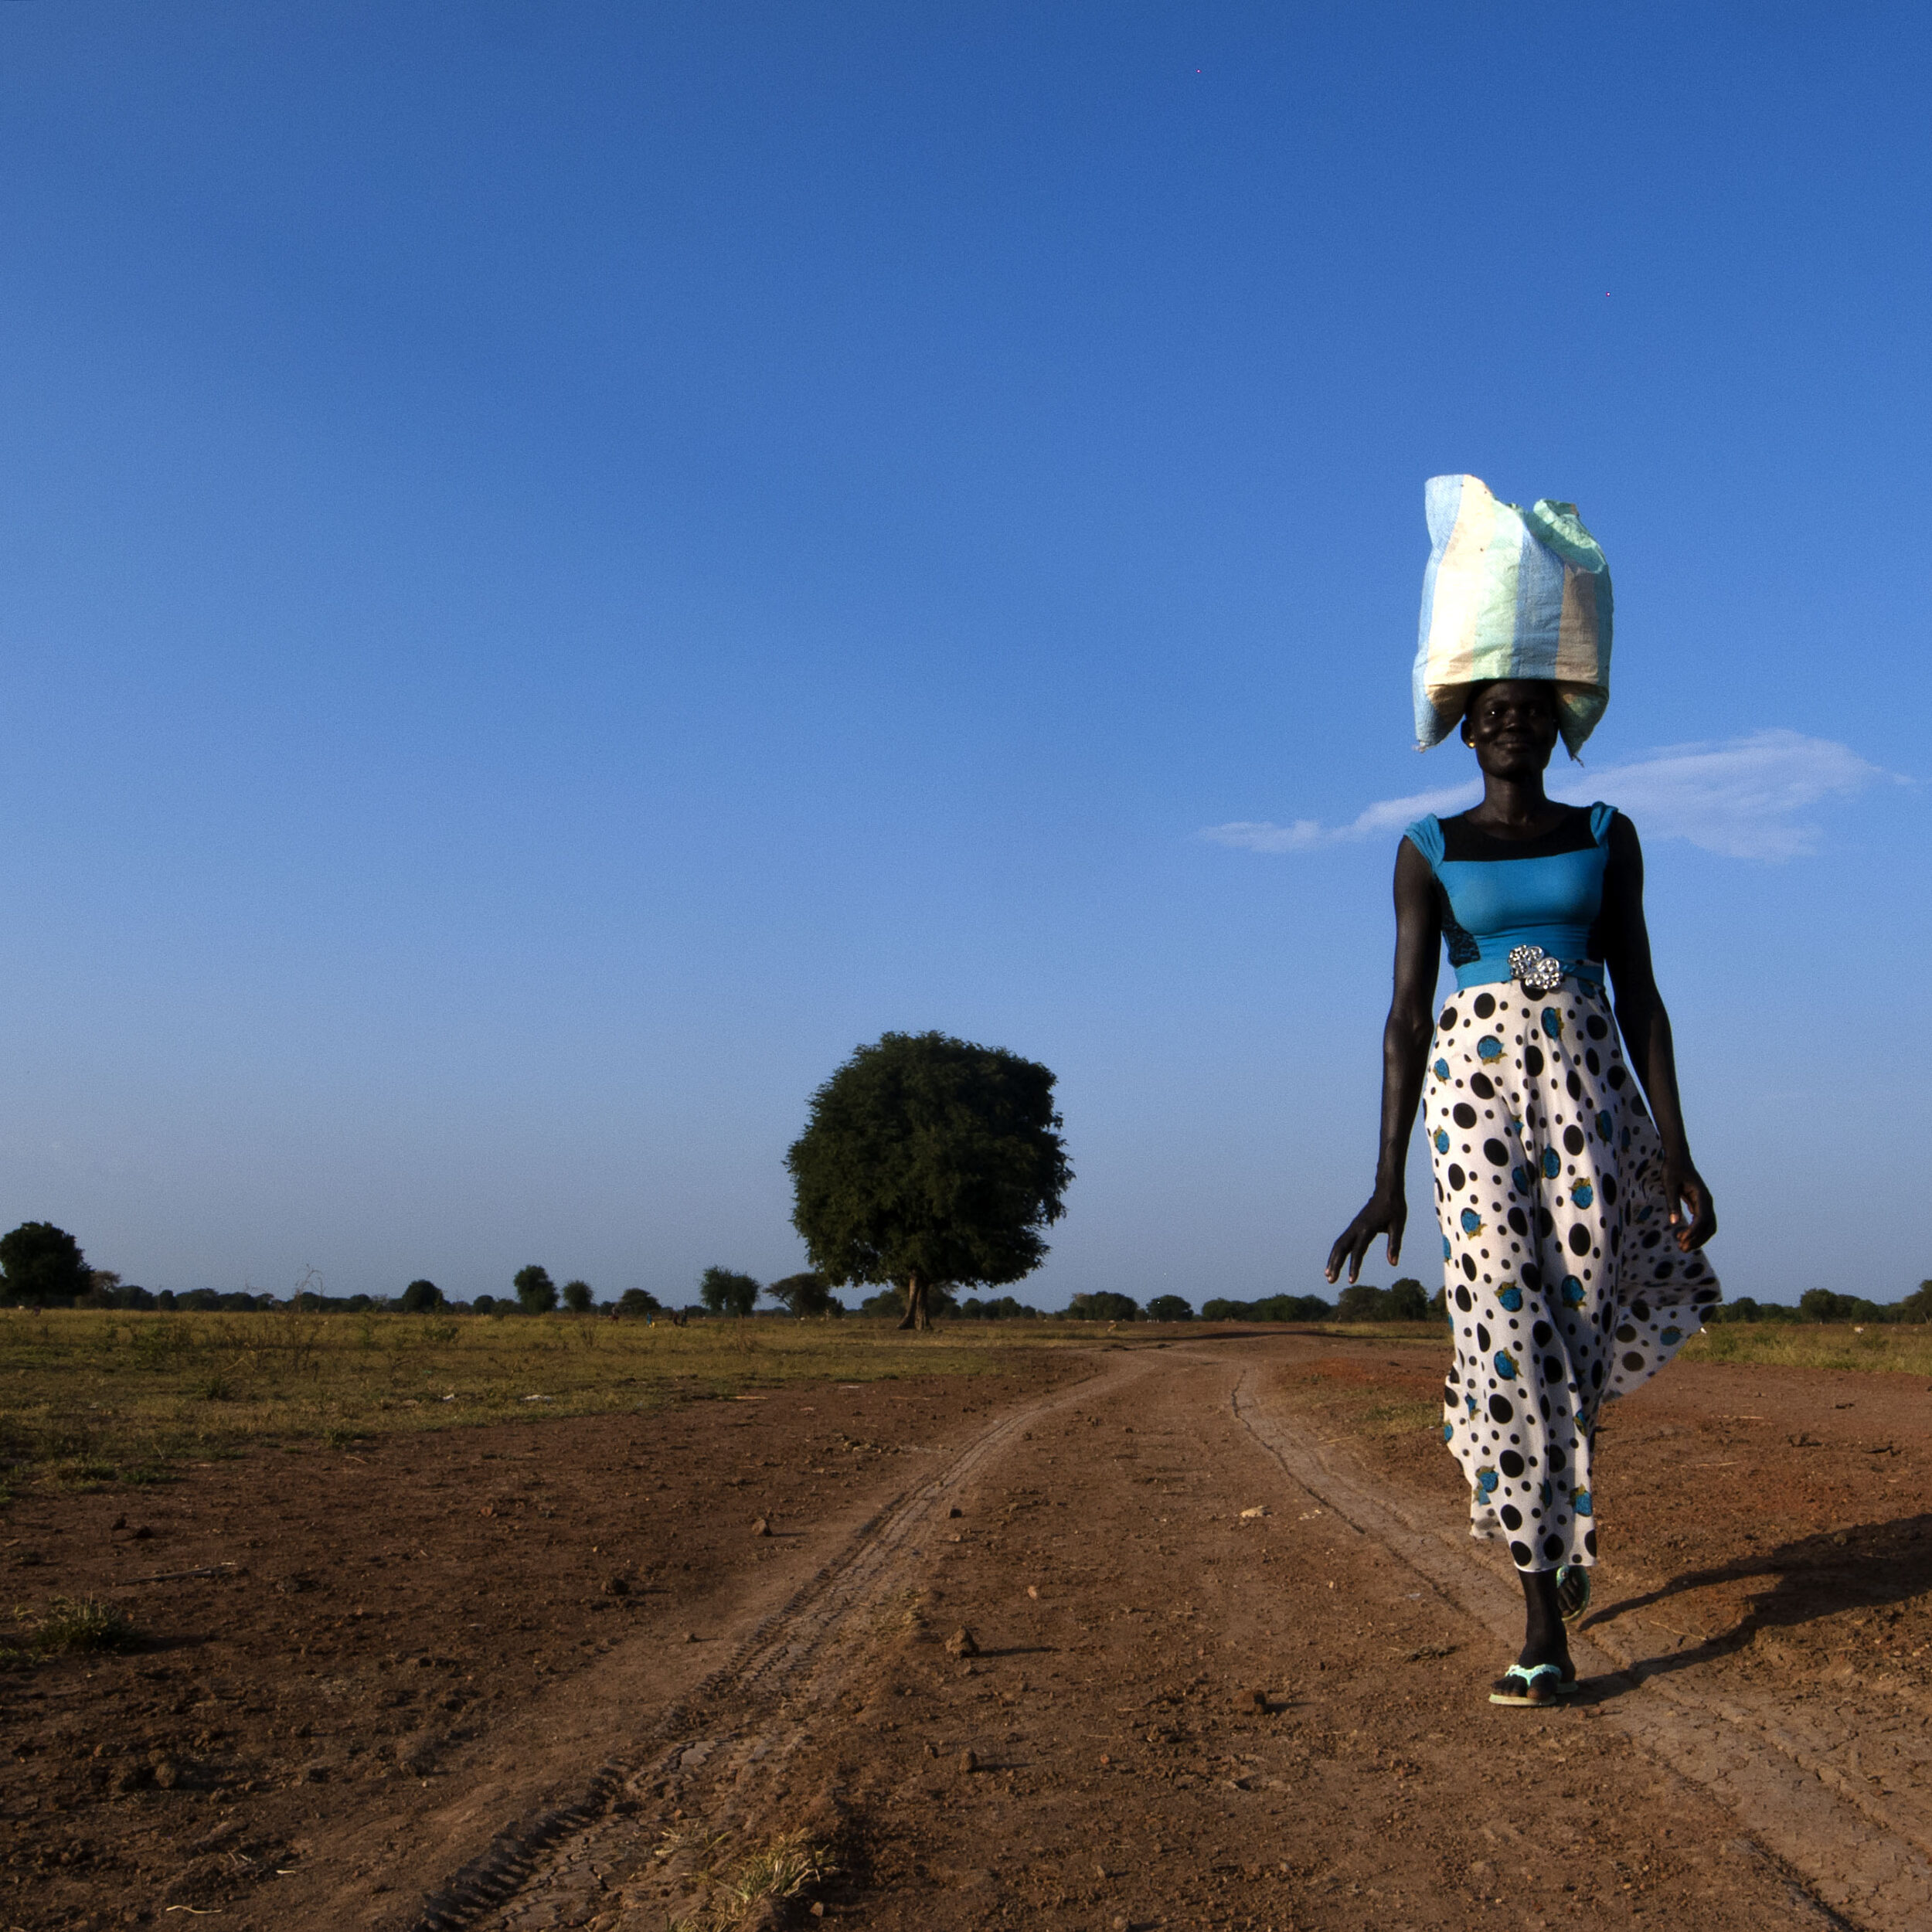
(897, 1271, 930, 1332)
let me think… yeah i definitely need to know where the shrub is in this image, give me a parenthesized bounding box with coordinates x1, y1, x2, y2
(1145, 1294, 1193, 1322)
(1066, 1291, 1139, 1321)
(472, 1294, 499, 1315)
(91, 1283, 157, 1311)
(562, 1280, 595, 1313)
(699, 1267, 760, 1318)
(1334, 1282, 1389, 1322)
(957, 1293, 1033, 1319)
(1277, 1294, 1334, 1321)
(400, 1279, 444, 1314)
(514, 1266, 559, 1314)
(1894, 1281, 1932, 1324)
(1333, 1283, 1440, 1323)
(1199, 1294, 1333, 1322)
(617, 1287, 662, 1318)
(1387, 1277, 1430, 1321)
(853, 1281, 959, 1318)
(1799, 1288, 1886, 1324)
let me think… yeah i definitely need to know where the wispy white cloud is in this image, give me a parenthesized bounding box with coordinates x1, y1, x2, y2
(1203, 781, 1478, 854)
(1563, 730, 1900, 859)
(1202, 730, 1904, 862)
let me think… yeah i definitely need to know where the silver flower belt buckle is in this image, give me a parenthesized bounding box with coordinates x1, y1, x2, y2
(1508, 944, 1565, 994)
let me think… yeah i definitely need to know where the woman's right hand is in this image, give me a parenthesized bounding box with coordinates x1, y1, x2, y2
(1326, 1185, 1406, 1286)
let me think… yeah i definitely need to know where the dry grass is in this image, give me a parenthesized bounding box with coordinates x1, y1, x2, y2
(663, 1827, 836, 1930)
(15, 1303, 1893, 1498)
(1, 1594, 139, 1667)
(1679, 1321, 1932, 1376)
(1359, 1396, 1445, 1435)
(0, 1307, 1104, 1492)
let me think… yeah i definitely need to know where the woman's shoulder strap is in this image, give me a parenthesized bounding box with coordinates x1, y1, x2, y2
(1588, 801, 1617, 844)
(1403, 814, 1445, 869)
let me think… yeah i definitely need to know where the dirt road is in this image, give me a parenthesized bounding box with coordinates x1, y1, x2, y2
(12, 1330, 1929, 1930)
(417, 1335, 1930, 1932)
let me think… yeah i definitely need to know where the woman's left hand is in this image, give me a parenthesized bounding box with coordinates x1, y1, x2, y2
(1663, 1155, 1716, 1250)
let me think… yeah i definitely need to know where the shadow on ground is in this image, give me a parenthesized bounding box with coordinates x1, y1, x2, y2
(1582, 1511, 1932, 1686)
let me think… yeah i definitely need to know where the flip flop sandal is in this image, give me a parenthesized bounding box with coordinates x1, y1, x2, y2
(1488, 1663, 1580, 1706)
(1556, 1564, 1592, 1623)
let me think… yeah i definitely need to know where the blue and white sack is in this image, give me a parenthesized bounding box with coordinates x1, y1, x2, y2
(1413, 474, 1613, 757)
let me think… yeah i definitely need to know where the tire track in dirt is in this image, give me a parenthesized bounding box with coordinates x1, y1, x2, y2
(1232, 1359, 1930, 1931)
(408, 1348, 1152, 1930)
(414, 1336, 1916, 1930)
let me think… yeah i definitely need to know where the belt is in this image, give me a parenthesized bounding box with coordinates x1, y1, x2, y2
(1506, 945, 1600, 994)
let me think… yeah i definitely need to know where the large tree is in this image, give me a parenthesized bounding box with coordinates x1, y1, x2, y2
(699, 1267, 760, 1317)
(767, 1271, 839, 1318)
(513, 1264, 559, 1314)
(786, 1031, 1072, 1331)
(0, 1223, 92, 1306)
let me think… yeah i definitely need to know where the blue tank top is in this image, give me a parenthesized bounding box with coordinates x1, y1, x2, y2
(1403, 801, 1615, 992)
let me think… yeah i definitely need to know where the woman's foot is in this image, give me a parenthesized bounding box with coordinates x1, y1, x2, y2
(1489, 1661, 1578, 1706)
(1514, 1638, 1575, 1679)
(1511, 1565, 1576, 1687)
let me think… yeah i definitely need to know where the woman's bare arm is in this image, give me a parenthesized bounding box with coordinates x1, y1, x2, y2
(1326, 836, 1441, 1284)
(1597, 814, 1716, 1250)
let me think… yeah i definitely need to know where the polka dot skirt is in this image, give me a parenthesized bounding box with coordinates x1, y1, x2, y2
(1427, 981, 1719, 1573)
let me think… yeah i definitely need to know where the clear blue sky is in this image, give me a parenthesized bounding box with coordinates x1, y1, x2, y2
(2, 3, 1925, 1308)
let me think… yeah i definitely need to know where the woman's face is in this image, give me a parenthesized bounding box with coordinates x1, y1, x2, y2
(1461, 680, 1560, 777)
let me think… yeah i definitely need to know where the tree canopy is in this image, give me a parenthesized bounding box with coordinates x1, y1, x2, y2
(1386, 1277, 1430, 1320)
(1067, 1291, 1138, 1321)
(767, 1270, 839, 1318)
(513, 1265, 558, 1314)
(0, 1223, 91, 1306)
(699, 1267, 760, 1317)
(400, 1278, 443, 1313)
(561, 1279, 595, 1313)
(786, 1030, 1072, 1330)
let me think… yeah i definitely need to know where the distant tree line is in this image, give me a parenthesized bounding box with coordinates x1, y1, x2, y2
(18, 1213, 1917, 1329)
(0, 1224, 820, 1320)
(1200, 1293, 1335, 1322)
(1192, 1280, 1432, 1323)
(0, 1228, 1399, 1328)
(1709, 1284, 1932, 1325)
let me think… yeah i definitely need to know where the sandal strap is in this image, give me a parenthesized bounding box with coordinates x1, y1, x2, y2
(1502, 1664, 1564, 1687)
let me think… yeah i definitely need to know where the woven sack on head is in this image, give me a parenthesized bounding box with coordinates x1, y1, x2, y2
(1413, 474, 1613, 757)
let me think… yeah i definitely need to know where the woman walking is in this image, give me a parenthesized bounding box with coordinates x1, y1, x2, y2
(1327, 475, 1719, 1706)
